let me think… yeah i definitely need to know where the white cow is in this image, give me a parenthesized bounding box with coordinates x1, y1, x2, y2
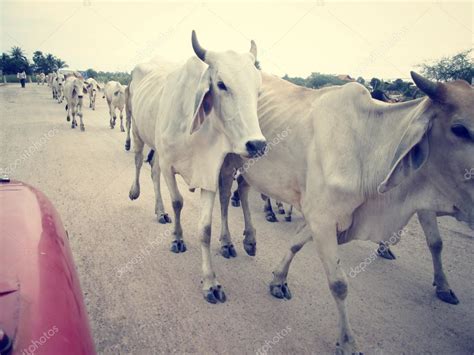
(47, 73, 54, 87)
(216, 71, 474, 353)
(104, 81, 126, 131)
(63, 76, 87, 131)
(85, 78, 101, 110)
(52, 73, 65, 103)
(35, 73, 46, 85)
(128, 31, 266, 303)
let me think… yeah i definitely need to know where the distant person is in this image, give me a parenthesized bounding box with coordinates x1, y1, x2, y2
(17, 71, 27, 88)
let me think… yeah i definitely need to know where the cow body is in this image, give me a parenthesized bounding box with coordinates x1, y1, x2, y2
(63, 76, 87, 131)
(85, 78, 101, 110)
(218, 72, 473, 353)
(104, 81, 126, 131)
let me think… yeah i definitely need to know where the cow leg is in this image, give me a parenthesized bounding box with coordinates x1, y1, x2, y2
(310, 219, 360, 354)
(66, 103, 70, 122)
(128, 122, 144, 200)
(71, 104, 77, 128)
(270, 225, 312, 299)
(78, 100, 85, 131)
(230, 188, 240, 207)
(276, 201, 285, 214)
(218, 165, 237, 259)
(162, 171, 186, 252)
(119, 108, 125, 132)
(418, 211, 459, 305)
(238, 176, 257, 256)
(285, 205, 293, 222)
(150, 154, 171, 224)
(200, 189, 226, 303)
(125, 87, 132, 151)
(108, 103, 115, 129)
(262, 195, 278, 222)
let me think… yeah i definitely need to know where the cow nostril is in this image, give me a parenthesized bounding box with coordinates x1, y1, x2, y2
(245, 140, 267, 157)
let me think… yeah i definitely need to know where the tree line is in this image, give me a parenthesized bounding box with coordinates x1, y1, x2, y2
(1, 46, 68, 75)
(282, 49, 472, 101)
(1, 46, 471, 92)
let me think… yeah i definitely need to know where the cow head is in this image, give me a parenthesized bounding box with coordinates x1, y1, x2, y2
(190, 30, 267, 158)
(379, 72, 474, 229)
(71, 78, 87, 98)
(57, 74, 65, 86)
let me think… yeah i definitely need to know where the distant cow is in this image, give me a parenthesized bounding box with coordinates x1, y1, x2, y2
(104, 81, 126, 131)
(64, 76, 87, 131)
(36, 73, 46, 85)
(52, 73, 65, 103)
(85, 78, 101, 110)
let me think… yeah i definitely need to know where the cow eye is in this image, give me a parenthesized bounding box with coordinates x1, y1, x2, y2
(451, 124, 471, 140)
(217, 81, 227, 91)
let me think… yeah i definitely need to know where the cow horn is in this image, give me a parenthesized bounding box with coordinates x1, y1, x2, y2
(411, 71, 442, 101)
(191, 30, 206, 62)
(249, 40, 257, 59)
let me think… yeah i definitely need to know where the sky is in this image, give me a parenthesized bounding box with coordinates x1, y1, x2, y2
(1, 1, 472, 80)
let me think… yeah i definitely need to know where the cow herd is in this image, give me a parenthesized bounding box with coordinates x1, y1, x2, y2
(41, 31, 473, 353)
(42, 71, 126, 132)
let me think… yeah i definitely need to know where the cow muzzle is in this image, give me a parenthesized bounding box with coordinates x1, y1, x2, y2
(245, 139, 267, 158)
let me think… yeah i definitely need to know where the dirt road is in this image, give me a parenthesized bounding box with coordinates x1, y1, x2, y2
(1, 83, 473, 354)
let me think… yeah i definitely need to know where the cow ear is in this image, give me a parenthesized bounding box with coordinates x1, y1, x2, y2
(378, 115, 432, 193)
(190, 70, 213, 135)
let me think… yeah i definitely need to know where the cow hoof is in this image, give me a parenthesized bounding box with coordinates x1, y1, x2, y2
(129, 185, 140, 200)
(67, 116, 70, 122)
(80, 124, 85, 131)
(335, 341, 361, 355)
(278, 208, 285, 215)
(231, 198, 240, 207)
(243, 241, 256, 256)
(121, 127, 125, 132)
(377, 244, 396, 260)
(203, 285, 226, 304)
(71, 124, 75, 129)
(265, 212, 278, 222)
(125, 140, 131, 151)
(158, 213, 172, 224)
(285, 215, 292, 222)
(170, 240, 187, 253)
(270, 283, 292, 300)
(221, 244, 237, 258)
(436, 288, 459, 305)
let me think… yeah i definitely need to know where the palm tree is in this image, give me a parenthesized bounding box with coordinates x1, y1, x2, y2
(55, 58, 67, 69)
(10, 46, 27, 61)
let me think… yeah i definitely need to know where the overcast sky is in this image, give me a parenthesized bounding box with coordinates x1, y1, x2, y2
(1, 1, 472, 80)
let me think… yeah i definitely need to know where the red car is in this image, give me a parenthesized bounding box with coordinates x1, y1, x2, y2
(0, 178, 95, 355)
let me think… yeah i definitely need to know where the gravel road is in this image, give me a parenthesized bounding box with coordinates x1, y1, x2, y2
(1, 83, 473, 354)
